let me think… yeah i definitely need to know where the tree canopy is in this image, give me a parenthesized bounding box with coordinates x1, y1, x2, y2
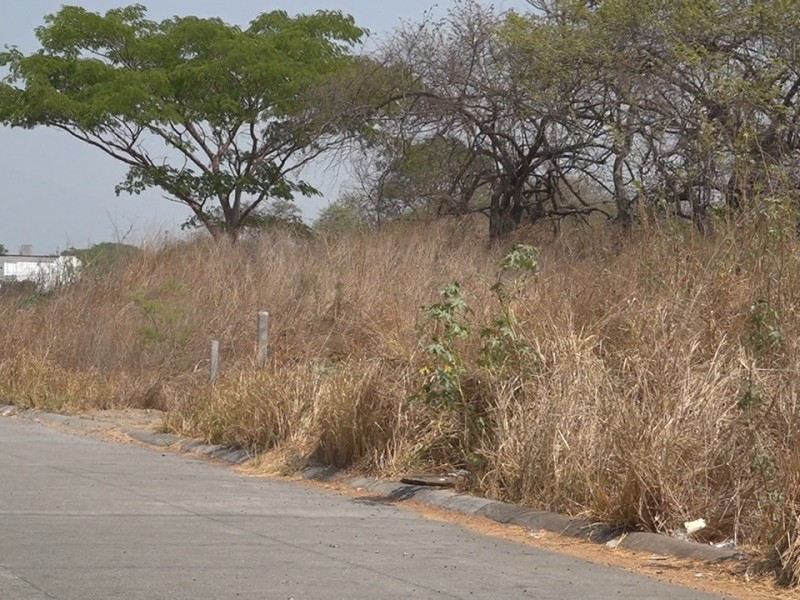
(6, 2, 800, 242)
(348, 2, 614, 238)
(336, 0, 800, 238)
(0, 5, 366, 240)
(505, 0, 800, 233)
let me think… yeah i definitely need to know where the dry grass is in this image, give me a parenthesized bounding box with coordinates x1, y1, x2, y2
(3, 215, 800, 583)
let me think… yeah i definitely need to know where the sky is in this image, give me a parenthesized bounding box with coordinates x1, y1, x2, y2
(0, 1, 531, 255)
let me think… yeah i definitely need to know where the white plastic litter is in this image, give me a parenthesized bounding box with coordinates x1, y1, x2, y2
(684, 518, 707, 535)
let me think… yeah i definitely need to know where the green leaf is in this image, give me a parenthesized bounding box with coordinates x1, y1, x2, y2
(1, 5, 366, 240)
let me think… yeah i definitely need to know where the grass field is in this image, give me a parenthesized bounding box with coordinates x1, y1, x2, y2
(3, 215, 800, 584)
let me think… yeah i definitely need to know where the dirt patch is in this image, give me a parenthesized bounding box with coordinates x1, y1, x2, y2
(83, 408, 166, 432)
(5, 407, 167, 448)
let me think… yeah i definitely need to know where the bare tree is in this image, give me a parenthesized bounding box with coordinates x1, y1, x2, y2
(362, 1, 610, 239)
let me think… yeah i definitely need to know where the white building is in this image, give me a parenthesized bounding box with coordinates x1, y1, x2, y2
(0, 253, 82, 293)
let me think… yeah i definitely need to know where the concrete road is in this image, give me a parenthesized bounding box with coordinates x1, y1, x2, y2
(0, 418, 726, 600)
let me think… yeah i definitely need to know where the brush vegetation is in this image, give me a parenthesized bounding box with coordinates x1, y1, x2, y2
(4, 0, 800, 589)
(0, 211, 800, 583)
(3, 215, 800, 584)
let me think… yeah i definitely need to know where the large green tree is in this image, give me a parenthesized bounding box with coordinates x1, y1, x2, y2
(0, 5, 365, 240)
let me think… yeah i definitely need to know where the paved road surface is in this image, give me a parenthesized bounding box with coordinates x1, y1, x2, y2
(0, 418, 726, 599)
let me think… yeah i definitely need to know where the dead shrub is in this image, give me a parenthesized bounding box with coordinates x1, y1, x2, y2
(3, 218, 800, 583)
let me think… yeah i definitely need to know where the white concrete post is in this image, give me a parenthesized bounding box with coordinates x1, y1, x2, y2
(210, 340, 220, 383)
(257, 311, 270, 368)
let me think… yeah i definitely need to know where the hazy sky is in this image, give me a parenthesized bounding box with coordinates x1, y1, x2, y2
(0, 1, 530, 254)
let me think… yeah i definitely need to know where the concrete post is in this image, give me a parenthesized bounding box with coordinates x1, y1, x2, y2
(257, 311, 269, 368)
(210, 340, 220, 383)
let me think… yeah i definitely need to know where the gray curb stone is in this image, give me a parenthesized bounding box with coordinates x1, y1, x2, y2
(615, 532, 744, 562)
(123, 428, 181, 447)
(334, 474, 745, 563)
(116, 423, 251, 464)
(0, 405, 748, 564)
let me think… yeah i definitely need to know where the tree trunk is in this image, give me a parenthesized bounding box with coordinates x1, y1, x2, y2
(488, 189, 524, 240)
(613, 152, 632, 232)
(688, 183, 712, 236)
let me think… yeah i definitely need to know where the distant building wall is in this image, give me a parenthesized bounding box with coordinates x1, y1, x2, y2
(0, 255, 82, 292)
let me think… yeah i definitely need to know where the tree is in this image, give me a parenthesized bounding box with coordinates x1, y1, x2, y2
(181, 197, 312, 237)
(62, 241, 139, 262)
(314, 193, 369, 235)
(0, 243, 7, 255)
(61, 242, 140, 274)
(339, 135, 492, 226)
(0, 5, 365, 240)
(504, 1, 646, 231)
(371, 1, 610, 240)
(514, 0, 800, 232)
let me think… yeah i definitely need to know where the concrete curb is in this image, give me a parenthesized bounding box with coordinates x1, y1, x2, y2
(1, 404, 748, 565)
(337, 475, 746, 563)
(131, 432, 251, 464)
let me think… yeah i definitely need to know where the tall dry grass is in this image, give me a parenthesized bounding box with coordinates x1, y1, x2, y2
(3, 214, 800, 583)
